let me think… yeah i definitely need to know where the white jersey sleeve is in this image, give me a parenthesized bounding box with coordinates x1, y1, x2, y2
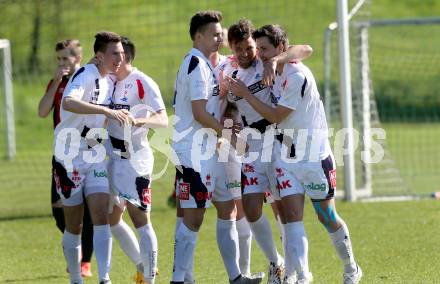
(138, 73, 165, 112)
(63, 66, 89, 100)
(188, 56, 211, 101)
(277, 70, 307, 111)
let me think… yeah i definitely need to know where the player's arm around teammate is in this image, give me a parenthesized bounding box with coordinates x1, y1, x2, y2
(54, 31, 129, 284)
(229, 24, 362, 284)
(106, 36, 167, 284)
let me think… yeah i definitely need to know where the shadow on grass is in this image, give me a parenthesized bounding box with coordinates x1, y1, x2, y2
(0, 214, 51, 222)
(0, 275, 65, 283)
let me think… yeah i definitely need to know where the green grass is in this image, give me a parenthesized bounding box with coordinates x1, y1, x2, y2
(1, 182, 440, 283)
(1, 1, 440, 283)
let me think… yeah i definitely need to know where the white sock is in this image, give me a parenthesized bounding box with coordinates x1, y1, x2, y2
(217, 218, 241, 280)
(94, 224, 112, 281)
(277, 215, 286, 259)
(236, 217, 252, 276)
(276, 215, 285, 243)
(284, 222, 309, 279)
(111, 220, 142, 267)
(175, 217, 194, 282)
(63, 231, 82, 284)
(172, 223, 197, 282)
(248, 215, 280, 264)
(137, 223, 158, 284)
(329, 222, 357, 274)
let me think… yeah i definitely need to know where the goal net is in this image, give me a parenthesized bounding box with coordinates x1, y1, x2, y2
(324, 17, 440, 199)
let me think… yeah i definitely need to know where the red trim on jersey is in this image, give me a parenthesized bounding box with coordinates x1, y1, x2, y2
(46, 76, 69, 128)
(136, 79, 145, 100)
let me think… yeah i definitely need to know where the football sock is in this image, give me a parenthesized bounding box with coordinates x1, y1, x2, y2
(284, 222, 309, 279)
(93, 224, 112, 281)
(248, 215, 280, 264)
(329, 221, 357, 274)
(137, 223, 158, 284)
(175, 217, 194, 282)
(111, 220, 142, 266)
(172, 223, 197, 282)
(236, 217, 252, 276)
(217, 218, 241, 280)
(63, 231, 82, 283)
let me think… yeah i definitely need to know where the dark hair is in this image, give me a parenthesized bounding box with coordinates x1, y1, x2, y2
(121, 36, 135, 63)
(227, 18, 254, 46)
(55, 39, 82, 57)
(252, 24, 289, 50)
(93, 31, 121, 54)
(189, 10, 222, 40)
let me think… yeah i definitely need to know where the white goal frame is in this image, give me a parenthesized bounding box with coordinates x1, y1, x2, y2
(324, 17, 440, 200)
(0, 39, 15, 160)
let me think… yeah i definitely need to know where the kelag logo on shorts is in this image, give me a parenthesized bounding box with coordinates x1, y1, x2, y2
(303, 182, 327, 191)
(227, 180, 241, 189)
(93, 170, 107, 178)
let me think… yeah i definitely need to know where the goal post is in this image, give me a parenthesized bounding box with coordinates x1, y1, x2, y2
(0, 39, 15, 160)
(324, 16, 440, 200)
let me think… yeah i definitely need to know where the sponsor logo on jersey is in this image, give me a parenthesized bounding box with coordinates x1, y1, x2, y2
(270, 92, 279, 105)
(302, 182, 327, 191)
(196, 192, 213, 201)
(93, 169, 107, 178)
(329, 169, 337, 188)
(71, 169, 81, 182)
(248, 80, 266, 94)
(178, 182, 190, 200)
(243, 177, 258, 186)
(227, 180, 241, 189)
(213, 85, 220, 96)
(205, 174, 212, 186)
(243, 164, 255, 173)
(142, 188, 151, 205)
(277, 180, 292, 190)
(275, 167, 284, 178)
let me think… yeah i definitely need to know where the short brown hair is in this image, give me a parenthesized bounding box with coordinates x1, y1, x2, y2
(228, 19, 254, 46)
(55, 39, 82, 57)
(252, 24, 289, 50)
(121, 36, 135, 63)
(189, 10, 222, 40)
(93, 31, 121, 54)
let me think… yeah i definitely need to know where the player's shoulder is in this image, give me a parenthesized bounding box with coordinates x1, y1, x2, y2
(70, 64, 99, 84)
(283, 61, 306, 79)
(131, 68, 160, 91)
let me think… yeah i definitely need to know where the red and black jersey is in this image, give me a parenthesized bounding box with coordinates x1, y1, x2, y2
(45, 76, 69, 128)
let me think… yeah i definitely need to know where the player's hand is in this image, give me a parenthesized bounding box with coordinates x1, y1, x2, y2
(262, 58, 277, 86)
(225, 75, 251, 99)
(54, 65, 70, 81)
(219, 74, 229, 97)
(105, 109, 130, 126)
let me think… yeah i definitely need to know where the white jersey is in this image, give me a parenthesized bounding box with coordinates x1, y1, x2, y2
(222, 56, 273, 125)
(106, 68, 165, 174)
(54, 64, 111, 155)
(172, 48, 221, 155)
(273, 62, 331, 160)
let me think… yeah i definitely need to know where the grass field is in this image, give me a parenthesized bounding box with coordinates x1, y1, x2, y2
(1, 1, 440, 283)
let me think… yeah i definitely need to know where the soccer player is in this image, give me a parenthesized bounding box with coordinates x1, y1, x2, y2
(220, 19, 312, 284)
(228, 24, 362, 284)
(53, 31, 129, 284)
(38, 39, 94, 278)
(171, 11, 261, 284)
(106, 36, 167, 284)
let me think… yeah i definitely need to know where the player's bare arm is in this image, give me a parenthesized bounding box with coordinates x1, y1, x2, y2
(262, 44, 313, 86)
(226, 75, 292, 124)
(63, 96, 130, 125)
(38, 66, 69, 117)
(132, 109, 168, 128)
